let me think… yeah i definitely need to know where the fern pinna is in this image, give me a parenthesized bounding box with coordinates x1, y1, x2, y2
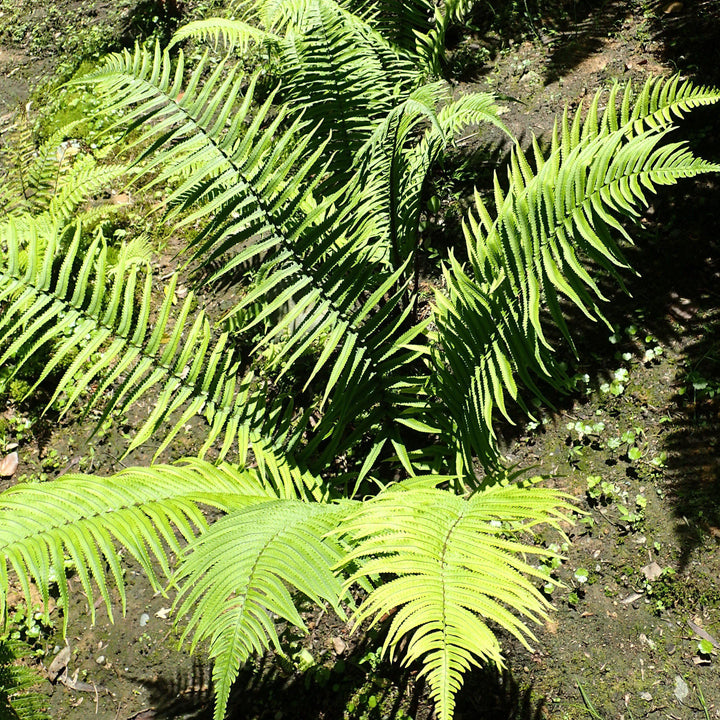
(0, 4, 719, 719)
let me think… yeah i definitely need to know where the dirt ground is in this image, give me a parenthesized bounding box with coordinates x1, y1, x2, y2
(1, 1, 720, 719)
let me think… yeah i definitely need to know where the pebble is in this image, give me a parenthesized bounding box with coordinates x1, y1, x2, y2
(139, 613, 150, 627)
(96, 655, 105, 665)
(674, 675, 689, 703)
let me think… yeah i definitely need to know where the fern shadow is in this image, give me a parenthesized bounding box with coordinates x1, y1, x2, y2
(648, 0, 720, 88)
(455, 666, 545, 720)
(133, 625, 434, 720)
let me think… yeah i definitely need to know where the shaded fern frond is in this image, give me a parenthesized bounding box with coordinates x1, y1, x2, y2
(0, 638, 49, 720)
(0, 118, 126, 222)
(434, 76, 720, 472)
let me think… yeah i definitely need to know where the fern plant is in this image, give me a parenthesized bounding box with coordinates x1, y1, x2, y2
(0, 4, 718, 720)
(0, 638, 48, 720)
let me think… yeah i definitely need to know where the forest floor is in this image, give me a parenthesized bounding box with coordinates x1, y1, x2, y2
(1, 1, 720, 719)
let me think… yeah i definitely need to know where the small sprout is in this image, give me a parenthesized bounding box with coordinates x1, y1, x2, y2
(622, 352, 632, 362)
(621, 430, 636, 444)
(650, 451, 668, 468)
(574, 568, 589, 584)
(543, 582, 555, 595)
(628, 446, 643, 461)
(607, 437, 621, 450)
(698, 639, 714, 656)
(626, 324, 638, 337)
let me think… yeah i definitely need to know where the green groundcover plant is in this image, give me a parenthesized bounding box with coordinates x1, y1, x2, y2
(0, 2, 718, 718)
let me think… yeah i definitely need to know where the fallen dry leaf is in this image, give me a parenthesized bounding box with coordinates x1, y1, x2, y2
(0, 451, 18, 477)
(47, 644, 71, 682)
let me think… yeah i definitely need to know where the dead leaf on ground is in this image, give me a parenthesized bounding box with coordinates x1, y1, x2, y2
(640, 561, 663, 582)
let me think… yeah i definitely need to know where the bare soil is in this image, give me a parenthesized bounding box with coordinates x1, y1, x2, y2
(1, 1, 720, 719)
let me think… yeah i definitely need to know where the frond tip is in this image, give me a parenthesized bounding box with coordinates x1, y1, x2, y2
(342, 479, 574, 720)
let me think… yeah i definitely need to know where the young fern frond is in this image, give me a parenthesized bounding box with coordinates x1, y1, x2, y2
(433, 76, 720, 472)
(342, 477, 574, 720)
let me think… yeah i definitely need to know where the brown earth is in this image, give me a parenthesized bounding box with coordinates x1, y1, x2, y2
(1, 1, 720, 719)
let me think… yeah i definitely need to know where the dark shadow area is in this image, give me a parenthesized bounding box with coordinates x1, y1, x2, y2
(131, 657, 214, 719)
(455, 666, 545, 720)
(134, 627, 431, 720)
(541, 0, 632, 86)
(649, 0, 720, 88)
(136, 637, 546, 720)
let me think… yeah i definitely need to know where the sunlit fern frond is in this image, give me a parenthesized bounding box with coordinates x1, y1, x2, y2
(173, 498, 350, 720)
(433, 76, 720, 474)
(79, 40, 437, 472)
(0, 459, 280, 632)
(0, 217, 271, 461)
(46, 155, 127, 221)
(342, 476, 574, 720)
(170, 17, 281, 53)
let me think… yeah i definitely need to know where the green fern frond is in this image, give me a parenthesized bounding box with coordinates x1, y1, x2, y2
(0, 459, 276, 632)
(434, 76, 720, 472)
(80, 41, 437, 467)
(343, 478, 574, 720)
(173, 499, 350, 720)
(0, 217, 270, 460)
(170, 17, 280, 52)
(0, 637, 49, 720)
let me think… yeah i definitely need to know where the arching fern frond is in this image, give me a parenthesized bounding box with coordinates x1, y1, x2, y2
(433, 76, 720, 472)
(173, 499, 350, 720)
(342, 477, 574, 720)
(0, 459, 279, 632)
(0, 217, 271, 461)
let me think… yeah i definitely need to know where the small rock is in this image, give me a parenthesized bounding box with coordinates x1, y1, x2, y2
(640, 691, 652, 701)
(674, 675, 689, 703)
(96, 655, 105, 665)
(0, 451, 18, 477)
(666, 643, 676, 655)
(139, 613, 150, 627)
(641, 562, 663, 582)
(332, 637, 346, 655)
(620, 592, 643, 604)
